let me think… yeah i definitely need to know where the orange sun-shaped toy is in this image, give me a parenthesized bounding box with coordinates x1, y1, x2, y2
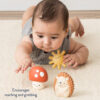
(49, 50, 66, 70)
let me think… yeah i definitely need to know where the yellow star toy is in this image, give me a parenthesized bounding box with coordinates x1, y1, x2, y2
(49, 50, 66, 70)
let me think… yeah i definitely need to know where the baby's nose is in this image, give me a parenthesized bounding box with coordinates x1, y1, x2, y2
(44, 38, 51, 45)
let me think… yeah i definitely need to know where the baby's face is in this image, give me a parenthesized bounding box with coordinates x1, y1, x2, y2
(32, 18, 68, 52)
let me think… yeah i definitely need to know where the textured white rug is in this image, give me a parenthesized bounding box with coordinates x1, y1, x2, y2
(0, 19, 100, 100)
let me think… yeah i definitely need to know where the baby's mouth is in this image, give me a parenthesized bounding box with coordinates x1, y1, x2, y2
(44, 51, 49, 53)
(43, 48, 51, 52)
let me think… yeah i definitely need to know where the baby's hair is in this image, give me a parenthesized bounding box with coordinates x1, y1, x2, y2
(32, 0, 69, 30)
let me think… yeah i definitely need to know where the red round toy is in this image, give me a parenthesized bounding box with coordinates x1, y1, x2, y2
(29, 66, 48, 90)
(29, 66, 48, 82)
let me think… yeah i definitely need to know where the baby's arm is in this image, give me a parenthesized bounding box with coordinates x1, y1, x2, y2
(63, 38, 89, 67)
(15, 36, 34, 73)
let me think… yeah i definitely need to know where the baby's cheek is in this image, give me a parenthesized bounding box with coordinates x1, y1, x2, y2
(52, 40, 63, 49)
(33, 38, 42, 48)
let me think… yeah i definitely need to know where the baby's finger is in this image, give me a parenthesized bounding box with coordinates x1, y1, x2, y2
(21, 65, 25, 73)
(64, 54, 70, 59)
(31, 62, 35, 67)
(24, 65, 30, 71)
(67, 59, 75, 67)
(24, 62, 35, 71)
(72, 62, 78, 68)
(63, 57, 72, 64)
(80, 32, 84, 37)
(80, 24, 84, 37)
(15, 66, 21, 73)
(23, 63, 31, 70)
(75, 32, 78, 37)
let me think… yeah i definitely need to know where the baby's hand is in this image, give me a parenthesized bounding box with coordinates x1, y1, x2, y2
(63, 54, 79, 68)
(15, 56, 35, 73)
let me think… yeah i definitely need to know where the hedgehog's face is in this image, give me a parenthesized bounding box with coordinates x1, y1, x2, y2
(56, 76, 69, 88)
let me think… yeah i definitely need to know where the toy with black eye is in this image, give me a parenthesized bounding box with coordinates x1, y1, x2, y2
(54, 72, 74, 97)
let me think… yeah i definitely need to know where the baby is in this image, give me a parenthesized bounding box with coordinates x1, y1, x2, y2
(15, 0, 89, 73)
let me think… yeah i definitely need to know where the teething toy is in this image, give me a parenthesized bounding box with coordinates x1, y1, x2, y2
(49, 50, 66, 70)
(29, 66, 48, 90)
(54, 72, 74, 97)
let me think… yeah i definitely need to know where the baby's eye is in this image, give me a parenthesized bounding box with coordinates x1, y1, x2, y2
(38, 35, 44, 38)
(51, 37, 58, 39)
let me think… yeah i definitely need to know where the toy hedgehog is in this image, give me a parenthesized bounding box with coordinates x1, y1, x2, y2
(54, 72, 74, 97)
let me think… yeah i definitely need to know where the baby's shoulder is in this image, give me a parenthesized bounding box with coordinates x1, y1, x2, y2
(69, 38, 80, 45)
